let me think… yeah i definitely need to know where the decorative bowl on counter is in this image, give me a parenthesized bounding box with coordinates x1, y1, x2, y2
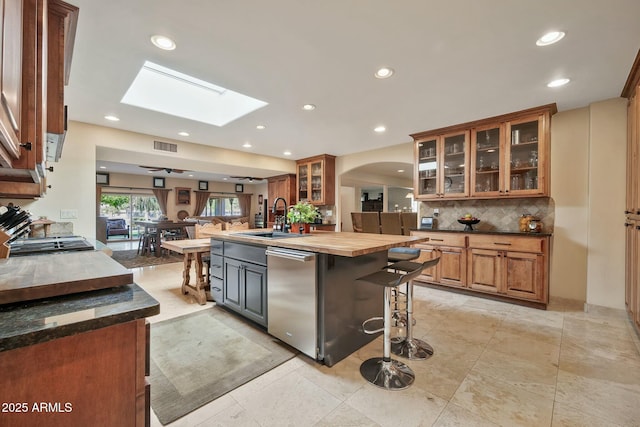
(457, 217, 480, 231)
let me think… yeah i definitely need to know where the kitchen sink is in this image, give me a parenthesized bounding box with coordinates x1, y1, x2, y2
(236, 231, 308, 239)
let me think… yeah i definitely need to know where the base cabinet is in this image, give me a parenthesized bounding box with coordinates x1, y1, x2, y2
(411, 231, 549, 307)
(0, 319, 149, 427)
(217, 240, 268, 327)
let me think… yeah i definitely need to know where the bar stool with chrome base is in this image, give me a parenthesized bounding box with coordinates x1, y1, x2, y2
(357, 260, 431, 390)
(387, 246, 420, 338)
(387, 257, 440, 360)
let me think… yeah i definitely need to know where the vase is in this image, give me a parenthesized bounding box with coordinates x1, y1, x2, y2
(290, 223, 311, 234)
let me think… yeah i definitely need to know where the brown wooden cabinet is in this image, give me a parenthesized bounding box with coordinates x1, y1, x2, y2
(623, 54, 640, 332)
(0, 319, 149, 427)
(413, 104, 555, 201)
(413, 232, 467, 288)
(0, 0, 77, 198)
(267, 173, 296, 225)
(411, 230, 550, 307)
(296, 154, 335, 205)
(0, 0, 24, 166)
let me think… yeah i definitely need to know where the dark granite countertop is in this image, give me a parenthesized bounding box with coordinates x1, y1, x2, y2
(410, 228, 553, 237)
(0, 284, 159, 352)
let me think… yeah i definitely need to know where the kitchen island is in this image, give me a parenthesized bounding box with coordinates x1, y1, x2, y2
(0, 251, 160, 427)
(202, 230, 428, 366)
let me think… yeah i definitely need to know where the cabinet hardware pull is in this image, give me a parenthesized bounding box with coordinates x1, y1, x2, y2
(47, 166, 54, 172)
(493, 242, 511, 246)
(637, 210, 640, 215)
(431, 238, 444, 241)
(625, 223, 632, 227)
(636, 226, 640, 230)
(20, 142, 32, 151)
(212, 287, 222, 291)
(625, 210, 632, 214)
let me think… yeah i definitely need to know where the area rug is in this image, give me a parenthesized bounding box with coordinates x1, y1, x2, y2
(111, 249, 183, 269)
(149, 308, 298, 425)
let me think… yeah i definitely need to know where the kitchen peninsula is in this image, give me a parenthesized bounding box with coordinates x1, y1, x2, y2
(0, 251, 160, 427)
(203, 230, 428, 366)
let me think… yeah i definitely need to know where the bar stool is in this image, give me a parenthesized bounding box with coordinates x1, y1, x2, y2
(387, 247, 420, 335)
(387, 257, 440, 360)
(357, 260, 431, 390)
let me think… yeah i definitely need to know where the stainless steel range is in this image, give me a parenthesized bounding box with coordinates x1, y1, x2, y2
(9, 236, 94, 256)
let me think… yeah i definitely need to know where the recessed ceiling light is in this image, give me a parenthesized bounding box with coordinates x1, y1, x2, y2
(547, 78, 570, 88)
(283, 150, 292, 156)
(242, 142, 252, 148)
(536, 31, 565, 46)
(99, 166, 106, 169)
(178, 131, 189, 136)
(104, 115, 120, 121)
(302, 104, 316, 111)
(256, 124, 266, 130)
(374, 67, 394, 79)
(223, 177, 228, 180)
(150, 35, 176, 50)
(397, 169, 404, 173)
(147, 171, 152, 173)
(374, 125, 386, 133)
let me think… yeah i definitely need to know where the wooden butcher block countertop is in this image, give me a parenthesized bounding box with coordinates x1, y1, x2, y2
(0, 251, 133, 305)
(202, 230, 429, 257)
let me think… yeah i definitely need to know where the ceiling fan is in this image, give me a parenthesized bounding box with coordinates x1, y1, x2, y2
(230, 176, 265, 182)
(139, 165, 191, 174)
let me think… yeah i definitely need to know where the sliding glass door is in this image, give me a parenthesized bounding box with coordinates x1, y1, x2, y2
(100, 193, 160, 240)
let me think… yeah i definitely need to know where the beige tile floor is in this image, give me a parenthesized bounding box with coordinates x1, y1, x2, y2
(114, 242, 640, 427)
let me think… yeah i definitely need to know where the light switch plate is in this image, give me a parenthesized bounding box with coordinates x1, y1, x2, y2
(60, 209, 78, 219)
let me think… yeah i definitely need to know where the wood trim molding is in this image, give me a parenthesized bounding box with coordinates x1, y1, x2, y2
(410, 103, 557, 141)
(621, 49, 640, 98)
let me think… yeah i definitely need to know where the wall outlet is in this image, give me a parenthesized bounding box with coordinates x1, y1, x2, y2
(326, 210, 333, 216)
(433, 208, 439, 217)
(60, 209, 78, 219)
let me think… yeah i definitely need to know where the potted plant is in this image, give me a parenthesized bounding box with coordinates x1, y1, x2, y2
(286, 201, 319, 234)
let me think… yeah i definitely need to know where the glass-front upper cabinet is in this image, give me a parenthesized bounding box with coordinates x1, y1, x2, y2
(296, 154, 336, 205)
(415, 131, 468, 199)
(297, 163, 309, 202)
(505, 115, 546, 196)
(416, 137, 439, 198)
(471, 125, 503, 197)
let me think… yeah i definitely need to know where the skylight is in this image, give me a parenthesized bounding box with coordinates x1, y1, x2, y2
(121, 61, 268, 126)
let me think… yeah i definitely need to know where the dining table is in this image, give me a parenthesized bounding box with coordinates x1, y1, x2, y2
(134, 220, 189, 257)
(160, 238, 211, 305)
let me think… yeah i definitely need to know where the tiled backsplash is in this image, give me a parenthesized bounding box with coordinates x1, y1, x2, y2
(419, 198, 555, 233)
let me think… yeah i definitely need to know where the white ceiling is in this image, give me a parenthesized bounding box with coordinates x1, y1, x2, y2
(67, 0, 640, 182)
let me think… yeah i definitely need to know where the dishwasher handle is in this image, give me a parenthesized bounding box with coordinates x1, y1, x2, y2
(266, 248, 316, 262)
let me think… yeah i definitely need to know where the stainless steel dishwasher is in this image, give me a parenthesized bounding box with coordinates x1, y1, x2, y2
(266, 246, 317, 358)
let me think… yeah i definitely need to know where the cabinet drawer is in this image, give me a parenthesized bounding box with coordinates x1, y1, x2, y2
(209, 254, 223, 278)
(210, 277, 223, 302)
(411, 231, 465, 247)
(468, 234, 545, 253)
(210, 239, 223, 255)
(223, 242, 267, 265)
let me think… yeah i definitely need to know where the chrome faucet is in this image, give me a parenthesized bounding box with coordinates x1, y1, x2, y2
(272, 197, 288, 232)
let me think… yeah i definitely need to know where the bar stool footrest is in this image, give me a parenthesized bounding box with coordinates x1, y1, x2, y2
(362, 317, 384, 335)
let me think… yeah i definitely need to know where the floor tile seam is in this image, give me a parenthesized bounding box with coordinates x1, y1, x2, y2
(550, 391, 630, 427)
(310, 400, 379, 427)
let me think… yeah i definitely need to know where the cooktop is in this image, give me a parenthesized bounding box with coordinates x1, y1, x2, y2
(9, 236, 95, 256)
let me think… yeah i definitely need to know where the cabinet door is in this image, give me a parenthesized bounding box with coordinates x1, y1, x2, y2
(415, 136, 439, 198)
(310, 159, 324, 204)
(415, 245, 438, 282)
(242, 262, 267, 326)
(0, 0, 23, 165)
(471, 124, 503, 197)
(504, 115, 546, 196)
(503, 251, 544, 301)
(438, 246, 466, 287)
(468, 248, 502, 293)
(223, 258, 242, 312)
(297, 162, 309, 202)
(441, 131, 469, 198)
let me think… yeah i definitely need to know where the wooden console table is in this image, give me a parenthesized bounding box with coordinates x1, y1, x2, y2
(160, 238, 211, 305)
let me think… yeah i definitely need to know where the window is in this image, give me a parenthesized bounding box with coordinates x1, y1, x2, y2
(100, 192, 161, 239)
(201, 196, 241, 216)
